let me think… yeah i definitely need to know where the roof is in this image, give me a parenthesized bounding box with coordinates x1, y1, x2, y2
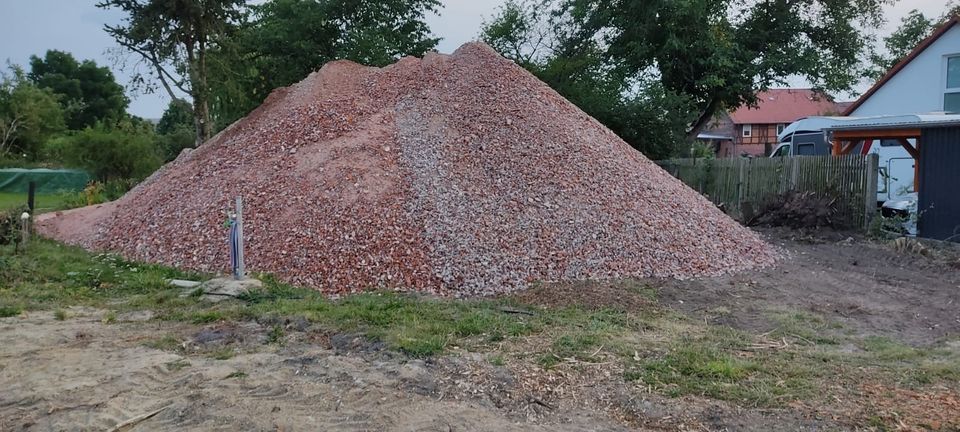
(777, 116, 856, 141)
(844, 16, 960, 116)
(823, 114, 960, 132)
(729, 89, 845, 124)
(697, 133, 733, 140)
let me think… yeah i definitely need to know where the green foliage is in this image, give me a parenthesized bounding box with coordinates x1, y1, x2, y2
(481, 0, 696, 160)
(0, 205, 27, 247)
(0, 67, 67, 158)
(155, 100, 195, 161)
(56, 125, 162, 181)
(867, 3, 960, 81)
(99, 0, 246, 143)
(207, 0, 441, 127)
(27, 50, 129, 130)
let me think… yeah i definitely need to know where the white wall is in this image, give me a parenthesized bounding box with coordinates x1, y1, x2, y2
(852, 25, 960, 117)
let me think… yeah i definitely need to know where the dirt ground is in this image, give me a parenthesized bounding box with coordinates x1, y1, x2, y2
(2, 229, 959, 431)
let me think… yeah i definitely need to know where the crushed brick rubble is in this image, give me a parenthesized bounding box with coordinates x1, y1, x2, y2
(39, 42, 778, 296)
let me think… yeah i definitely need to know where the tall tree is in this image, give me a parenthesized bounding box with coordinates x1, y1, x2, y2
(28, 50, 129, 130)
(206, 0, 440, 127)
(0, 67, 67, 158)
(566, 0, 891, 140)
(868, 3, 960, 80)
(98, 0, 244, 145)
(481, 0, 696, 159)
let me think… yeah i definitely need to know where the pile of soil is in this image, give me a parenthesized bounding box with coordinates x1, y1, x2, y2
(38, 43, 777, 295)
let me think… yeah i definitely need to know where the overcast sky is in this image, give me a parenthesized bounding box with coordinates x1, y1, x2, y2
(0, 0, 950, 118)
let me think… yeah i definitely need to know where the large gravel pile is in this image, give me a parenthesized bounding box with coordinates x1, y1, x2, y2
(38, 43, 777, 296)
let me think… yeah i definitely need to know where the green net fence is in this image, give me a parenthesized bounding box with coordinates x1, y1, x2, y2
(0, 168, 90, 194)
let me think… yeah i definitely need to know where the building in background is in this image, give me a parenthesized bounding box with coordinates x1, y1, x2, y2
(701, 89, 849, 157)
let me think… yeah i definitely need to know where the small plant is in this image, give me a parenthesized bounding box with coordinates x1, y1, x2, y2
(54, 309, 67, 321)
(0, 304, 22, 318)
(145, 334, 183, 352)
(165, 359, 191, 371)
(102, 311, 117, 324)
(224, 371, 248, 380)
(208, 347, 235, 360)
(267, 325, 285, 344)
(490, 355, 506, 366)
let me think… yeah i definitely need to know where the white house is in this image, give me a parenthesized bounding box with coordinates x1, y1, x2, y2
(845, 16, 960, 117)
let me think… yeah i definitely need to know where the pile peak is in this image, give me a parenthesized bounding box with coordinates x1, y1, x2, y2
(39, 42, 777, 296)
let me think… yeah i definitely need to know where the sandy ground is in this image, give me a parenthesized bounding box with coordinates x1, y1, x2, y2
(2, 229, 958, 431)
(0, 310, 627, 432)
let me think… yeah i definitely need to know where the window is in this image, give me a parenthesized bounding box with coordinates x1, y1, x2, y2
(797, 143, 817, 155)
(946, 56, 960, 113)
(772, 144, 790, 157)
(777, 123, 786, 135)
(742, 124, 752, 137)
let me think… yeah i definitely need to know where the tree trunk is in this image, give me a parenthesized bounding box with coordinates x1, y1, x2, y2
(686, 98, 721, 142)
(186, 38, 213, 147)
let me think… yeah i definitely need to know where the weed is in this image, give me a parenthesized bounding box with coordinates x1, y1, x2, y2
(0, 304, 21, 318)
(165, 359, 191, 371)
(208, 347, 235, 360)
(102, 311, 117, 324)
(490, 355, 506, 366)
(54, 309, 67, 321)
(145, 335, 182, 352)
(224, 371, 247, 380)
(191, 311, 224, 324)
(267, 325, 285, 344)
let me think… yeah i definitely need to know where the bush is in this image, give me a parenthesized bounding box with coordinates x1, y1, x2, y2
(0, 206, 27, 247)
(58, 126, 162, 181)
(156, 127, 195, 162)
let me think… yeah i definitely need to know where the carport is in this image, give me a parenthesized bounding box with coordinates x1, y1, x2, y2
(826, 115, 960, 241)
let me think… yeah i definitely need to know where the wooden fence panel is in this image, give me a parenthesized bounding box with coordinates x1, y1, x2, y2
(657, 155, 880, 229)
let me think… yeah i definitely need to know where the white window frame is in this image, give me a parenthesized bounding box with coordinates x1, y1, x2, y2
(742, 124, 752, 138)
(944, 54, 960, 112)
(776, 123, 786, 135)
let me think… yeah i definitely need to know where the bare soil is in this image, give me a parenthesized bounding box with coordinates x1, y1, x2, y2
(2, 229, 958, 431)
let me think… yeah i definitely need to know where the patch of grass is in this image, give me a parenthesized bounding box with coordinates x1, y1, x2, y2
(165, 359, 191, 371)
(208, 347, 235, 360)
(102, 310, 117, 324)
(0, 304, 21, 318)
(490, 355, 505, 366)
(224, 371, 247, 380)
(53, 309, 67, 320)
(266, 325, 285, 345)
(0, 193, 70, 213)
(624, 281, 659, 301)
(769, 310, 840, 345)
(144, 334, 182, 352)
(191, 310, 224, 324)
(862, 336, 921, 361)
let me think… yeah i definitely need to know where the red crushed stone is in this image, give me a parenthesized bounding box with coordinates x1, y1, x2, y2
(37, 43, 778, 296)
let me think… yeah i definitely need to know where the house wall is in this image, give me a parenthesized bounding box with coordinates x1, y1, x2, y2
(852, 25, 960, 116)
(732, 124, 780, 156)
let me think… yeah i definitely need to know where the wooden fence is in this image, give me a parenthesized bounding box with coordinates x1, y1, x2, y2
(657, 154, 879, 229)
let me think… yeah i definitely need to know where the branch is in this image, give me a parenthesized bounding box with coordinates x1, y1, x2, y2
(112, 37, 191, 102)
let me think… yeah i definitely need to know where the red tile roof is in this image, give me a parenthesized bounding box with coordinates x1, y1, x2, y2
(844, 16, 960, 115)
(729, 89, 844, 125)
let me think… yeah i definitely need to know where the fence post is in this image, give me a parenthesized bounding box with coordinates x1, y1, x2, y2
(864, 154, 879, 230)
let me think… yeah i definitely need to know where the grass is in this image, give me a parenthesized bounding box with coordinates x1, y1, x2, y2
(0, 192, 71, 212)
(2, 238, 958, 421)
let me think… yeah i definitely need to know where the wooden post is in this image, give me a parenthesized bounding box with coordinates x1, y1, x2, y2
(27, 181, 35, 212)
(864, 154, 879, 230)
(235, 196, 245, 280)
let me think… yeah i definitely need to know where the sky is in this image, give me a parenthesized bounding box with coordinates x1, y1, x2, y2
(0, 0, 951, 119)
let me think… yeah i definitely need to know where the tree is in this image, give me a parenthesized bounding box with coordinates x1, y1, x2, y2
(57, 124, 162, 181)
(98, 0, 245, 146)
(28, 50, 129, 130)
(868, 3, 960, 80)
(156, 99, 195, 161)
(565, 0, 891, 140)
(0, 67, 66, 158)
(207, 0, 441, 127)
(481, 0, 696, 159)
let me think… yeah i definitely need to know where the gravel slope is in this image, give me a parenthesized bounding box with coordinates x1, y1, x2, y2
(38, 43, 777, 295)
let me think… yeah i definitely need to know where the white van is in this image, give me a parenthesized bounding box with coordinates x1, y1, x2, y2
(772, 116, 915, 205)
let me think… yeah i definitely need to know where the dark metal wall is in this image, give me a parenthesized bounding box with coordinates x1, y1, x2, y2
(919, 126, 960, 242)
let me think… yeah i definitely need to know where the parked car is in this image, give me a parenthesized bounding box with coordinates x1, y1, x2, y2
(880, 192, 918, 236)
(773, 116, 915, 206)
